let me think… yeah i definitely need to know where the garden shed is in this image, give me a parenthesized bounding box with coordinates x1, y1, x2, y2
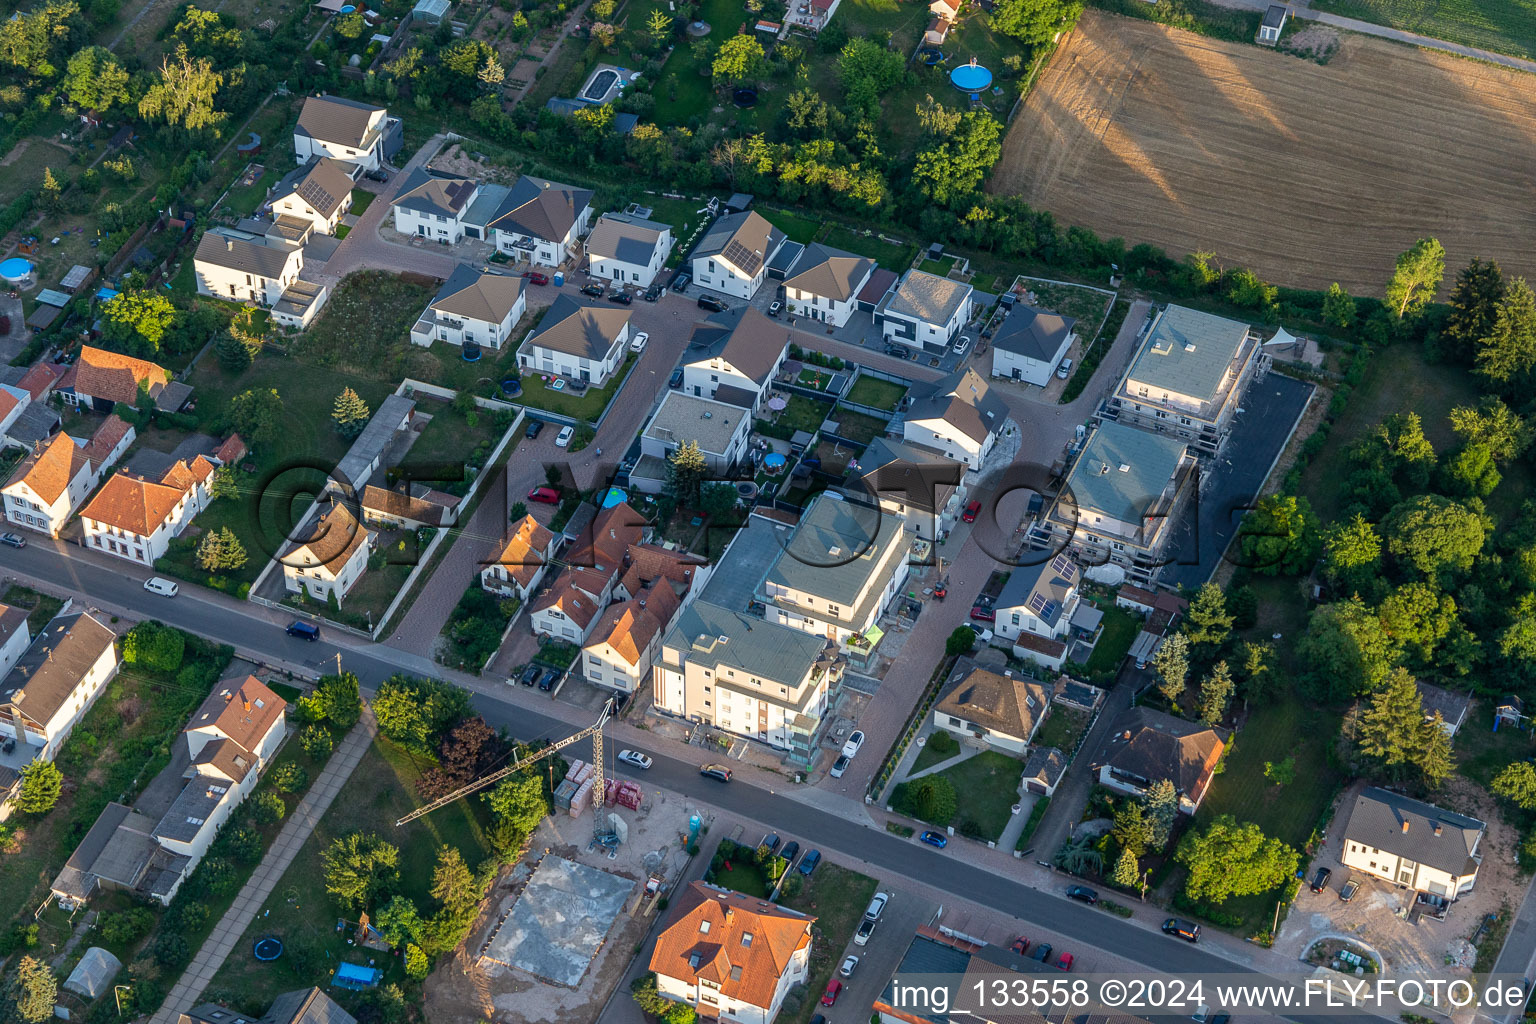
(63, 947, 122, 1000)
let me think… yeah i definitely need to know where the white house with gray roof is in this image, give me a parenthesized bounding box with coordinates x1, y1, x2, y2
(487, 175, 594, 267)
(1340, 787, 1484, 898)
(1102, 304, 1263, 456)
(855, 436, 966, 541)
(782, 243, 874, 327)
(902, 367, 1007, 471)
(634, 391, 752, 494)
(760, 494, 910, 650)
(1044, 420, 1196, 583)
(990, 305, 1077, 386)
(270, 157, 355, 236)
(876, 269, 975, 352)
(410, 264, 526, 349)
(193, 228, 330, 328)
(994, 553, 1081, 646)
(586, 212, 674, 288)
(517, 295, 631, 385)
(292, 95, 400, 172)
(390, 168, 480, 243)
(691, 211, 786, 300)
(680, 306, 793, 414)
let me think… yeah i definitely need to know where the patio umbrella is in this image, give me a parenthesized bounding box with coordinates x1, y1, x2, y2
(767, 396, 788, 411)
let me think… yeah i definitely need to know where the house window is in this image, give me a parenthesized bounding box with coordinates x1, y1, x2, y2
(699, 921, 711, 934)
(740, 933, 753, 947)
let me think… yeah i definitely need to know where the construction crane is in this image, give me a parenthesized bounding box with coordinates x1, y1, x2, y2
(396, 698, 614, 826)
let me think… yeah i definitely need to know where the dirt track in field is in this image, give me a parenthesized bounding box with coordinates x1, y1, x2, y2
(990, 9, 1536, 294)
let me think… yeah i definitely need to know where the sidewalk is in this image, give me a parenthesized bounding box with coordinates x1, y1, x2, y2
(148, 709, 381, 1024)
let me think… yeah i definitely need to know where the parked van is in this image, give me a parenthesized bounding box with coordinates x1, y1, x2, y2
(142, 577, 179, 597)
(286, 621, 321, 642)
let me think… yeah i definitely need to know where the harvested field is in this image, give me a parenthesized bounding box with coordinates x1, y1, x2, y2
(991, 9, 1536, 293)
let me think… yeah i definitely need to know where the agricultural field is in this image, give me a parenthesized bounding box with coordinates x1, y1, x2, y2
(991, 9, 1536, 293)
(1309, 0, 1536, 60)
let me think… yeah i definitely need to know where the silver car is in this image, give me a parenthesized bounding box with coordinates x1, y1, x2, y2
(617, 749, 652, 769)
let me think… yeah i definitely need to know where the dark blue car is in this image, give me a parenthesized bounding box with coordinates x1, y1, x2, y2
(919, 830, 948, 849)
(798, 850, 821, 876)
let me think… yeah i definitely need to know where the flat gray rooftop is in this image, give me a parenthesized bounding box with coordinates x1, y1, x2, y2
(482, 856, 634, 986)
(700, 512, 789, 613)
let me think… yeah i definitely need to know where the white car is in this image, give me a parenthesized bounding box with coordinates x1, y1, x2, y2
(842, 731, 864, 759)
(1056, 357, 1074, 380)
(617, 749, 652, 769)
(630, 331, 649, 353)
(865, 891, 889, 921)
(954, 335, 971, 355)
(840, 955, 860, 978)
(143, 577, 179, 597)
(555, 425, 575, 447)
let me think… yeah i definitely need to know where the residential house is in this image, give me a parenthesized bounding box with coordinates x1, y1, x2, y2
(194, 229, 328, 328)
(79, 456, 217, 566)
(481, 514, 558, 602)
(1100, 304, 1264, 457)
(929, 0, 960, 19)
(931, 660, 1049, 755)
(586, 212, 674, 288)
(1340, 787, 1483, 898)
(410, 264, 526, 350)
(785, 0, 838, 34)
(989, 306, 1077, 386)
(691, 211, 786, 300)
(633, 391, 752, 495)
(179, 989, 357, 1024)
(486, 175, 594, 267)
(584, 544, 710, 692)
(1418, 682, 1472, 737)
(649, 882, 814, 1024)
(781, 244, 874, 327)
(0, 610, 119, 764)
(390, 168, 479, 243)
(270, 157, 355, 236)
(3, 416, 134, 536)
(855, 436, 965, 542)
(994, 552, 1080, 648)
(760, 493, 911, 651)
(59, 346, 171, 412)
(902, 367, 1007, 471)
(280, 500, 375, 605)
(517, 295, 631, 385)
(1097, 706, 1226, 814)
(1257, 3, 1287, 43)
(0, 387, 27, 445)
(0, 604, 30, 681)
(360, 484, 457, 529)
(292, 95, 401, 172)
(680, 306, 793, 414)
(529, 502, 649, 643)
(1021, 745, 1067, 796)
(1042, 420, 1197, 583)
(1126, 589, 1187, 668)
(875, 270, 975, 353)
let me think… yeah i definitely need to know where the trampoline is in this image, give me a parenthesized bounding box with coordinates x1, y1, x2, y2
(732, 87, 758, 107)
(919, 49, 946, 65)
(0, 258, 33, 285)
(462, 343, 482, 362)
(949, 58, 992, 93)
(501, 378, 522, 397)
(253, 937, 284, 961)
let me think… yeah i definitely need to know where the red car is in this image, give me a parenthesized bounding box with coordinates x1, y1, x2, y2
(962, 500, 982, 523)
(523, 271, 550, 285)
(970, 605, 995, 622)
(1055, 953, 1074, 972)
(821, 980, 843, 1006)
(1009, 936, 1028, 955)
(527, 486, 561, 504)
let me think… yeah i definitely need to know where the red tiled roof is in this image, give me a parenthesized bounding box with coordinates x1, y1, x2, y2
(73, 346, 169, 405)
(4, 433, 88, 505)
(213, 434, 247, 465)
(17, 363, 64, 400)
(650, 883, 814, 1010)
(80, 414, 132, 469)
(489, 514, 556, 589)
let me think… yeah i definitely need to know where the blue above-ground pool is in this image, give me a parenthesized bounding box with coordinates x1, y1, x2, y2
(764, 452, 787, 472)
(949, 59, 992, 93)
(0, 257, 32, 283)
(601, 487, 629, 509)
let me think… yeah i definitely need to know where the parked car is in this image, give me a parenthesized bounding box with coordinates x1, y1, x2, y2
(797, 850, 821, 875)
(954, 335, 971, 355)
(1009, 937, 1029, 955)
(854, 918, 876, 946)
(607, 291, 633, 305)
(760, 833, 782, 854)
(970, 605, 995, 622)
(839, 955, 859, 978)
(1056, 357, 1074, 380)
(0, 532, 25, 548)
(527, 485, 561, 504)
(0, 737, 12, 754)
(809, 1015, 825, 1024)
(963, 500, 982, 523)
(580, 284, 605, 298)
(1339, 877, 1359, 902)
(617, 749, 652, 769)
(1065, 885, 1099, 905)
(143, 577, 179, 597)
(525, 418, 545, 439)
(768, 301, 782, 317)
(1055, 953, 1074, 971)
(821, 980, 843, 1007)
(865, 892, 889, 920)
(1029, 943, 1052, 963)
(1310, 866, 1332, 893)
(699, 764, 732, 782)
(885, 344, 908, 357)
(519, 664, 540, 686)
(643, 284, 663, 302)
(966, 623, 995, 645)
(842, 731, 864, 758)
(919, 830, 948, 848)
(698, 295, 729, 313)
(668, 368, 684, 388)
(555, 425, 575, 447)
(524, 271, 550, 285)
(781, 841, 800, 863)
(538, 669, 560, 691)
(286, 621, 320, 641)
(1162, 918, 1200, 943)
(830, 755, 849, 777)
(630, 331, 649, 353)
(671, 272, 692, 293)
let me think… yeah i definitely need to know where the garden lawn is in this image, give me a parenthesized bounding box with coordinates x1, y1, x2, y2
(845, 375, 907, 411)
(821, 226, 917, 273)
(763, 207, 823, 247)
(936, 750, 1024, 842)
(291, 271, 440, 379)
(779, 864, 878, 1024)
(1034, 706, 1090, 753)
(1022, 278, 1114, 329)
(911, 732, 961, 773)
(829, 408, 888, 444)
(2, 585, 63, 630)
(516, 353, 638, 422)
(763, 394, 829, 436)
(349, 191, 376, 215)
(1307, 0, 1536, 59)
(1457, 700, 1533, 788)
(409, 398, 502, 476)
(1083, 599, 1138, 676)
(205, 736, 495, 1015)
(713, 858, 771, 898)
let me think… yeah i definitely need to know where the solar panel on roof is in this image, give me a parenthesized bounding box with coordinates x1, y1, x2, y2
(722, 239, 764, 276)
(1041, 601, 1057, 620)
(1050, 553, 1072, 575)
(1027, 592, 1047, 615)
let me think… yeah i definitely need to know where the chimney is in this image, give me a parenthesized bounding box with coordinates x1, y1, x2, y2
(1122, 730, 1131, 740)
(226, 238, 234, 251)
(1433, 822, 1443, 836)
(1400, 819, 1410, 833)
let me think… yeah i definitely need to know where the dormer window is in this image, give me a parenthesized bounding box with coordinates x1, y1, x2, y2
(740, 933, 753, 947)
(699, 921, 711, 934)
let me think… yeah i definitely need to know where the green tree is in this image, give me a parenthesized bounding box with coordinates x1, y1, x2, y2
(1152, 632, 1190, 704)
(403, 943, 429, 981)
(196, 526, 248, 572)
(228, 388, 283, 450)
(1352, 667, 1429, 784)
(915, 94, 962, 137)
(209, 465, 239, 501)
(138, 44, 225, 134)
(1111, 799, 1152, 857)
(336, 11, 365, 36)
(1382, 494, 1489, 577)
(40, 167, 62, 213)
(1441, 256, 1505, 363)
(1237, 494, 1319, 575)
(646, 8, 673, 46)
(912, 110, 1001, 207)
(214, 328, 255, 372)
(1264, 756, 1296, 785)
(991, 0, 1082, 46)
(1145, 779, 1177, 849)
(1419, 715, 1455, 788)
(1492, 762, 1536, 810)
(1449, 397, 1530, 463)
(711, 35, 765, 86)
(429, 845, 479, 915)
(322, 831, 400, 911)
(1376, 582, 1457, 671)
(375, 896, 425, 948)
(698, 483, 738, 521)
(1197, 661, 1234, 726)
(300, 724, 334, 760)
(16, 761, 61, 814)
(1175, 816, 1297, 904)
(1110, 845, 1139, 888)
(0, 1, 85, 78)
(1183, 583, 1233, 659)
(271, 763, 308, 793)
(945, 626, 976, 657)
(837, 37, 903, 113)
(897, 775, 956, 825)
(332, 387, 372, 439)
(1296, 596, 1401, 701)
(101, 289, 177, 356)
(1476, 277, 1536, 393)
(1385, 237, 1445, 320)
(372, 675, 468, 749)
(485, 771, 549, 842)
(8, 956, 56, 1024)
(299, 671, 362, 728)
(249, 790, 285, 825)
(1321, 282, 1355, 329)
(666, 440, 707, 508)
(1321, 514, 1382, 594)
(1237, 640, 1274, 706)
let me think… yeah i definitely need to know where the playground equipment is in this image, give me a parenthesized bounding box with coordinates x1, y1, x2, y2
(253, 937, 284, 961)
